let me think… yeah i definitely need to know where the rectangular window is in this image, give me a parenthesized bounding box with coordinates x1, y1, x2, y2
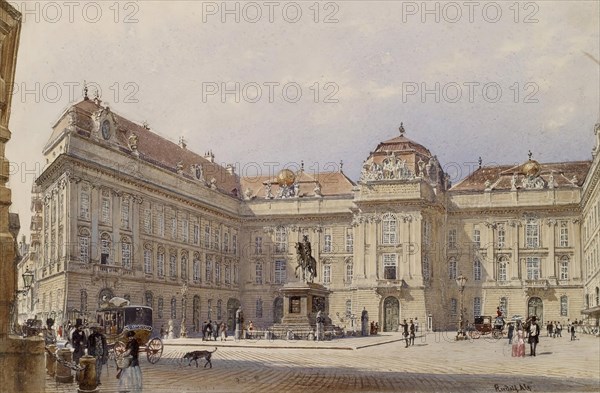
(275, 229, 287, 253)
(560, 258, 569, 280)
(323, 231, 332, 253)
(526, 257, 541, 280)
(171, 217, 177, 240)
(560, 221, 569, 247)
(345, 229, 353, 253)
(474, 258, 482, 281)
(232, 234, 237, 255)
(79, 236, 89, 263)
(497, 225, 505, 248)
(215, 261, 221, 283)
(255, 263, 263, 284)
(224, 233, 229, 253)
(213, 229, 220, 251)
(256, 299, 263, 318)
(225, 265, 231, 284)
(255, 237, 263, 254)
(345, 300, 352, 317)
(383, 253, 397, 280)
(323, 265, 331, 284)
(193, 258, 200, 281)
(473, 297, 482, 317)
(182, 220, 189, 243)
(560, 296, 568, 317)
(275, 260, 287, 284)
(382, 216, 397, 245)
(170, 254, 177, 278)
(205, 225, 211, 248)
(121, 199, 130, 229)
(423, 220, 431, 246)
(122, 242, 132, 269)
(450, 298, 457, 315)
(193, 224, 200, 245)
(144, 209, 152, 234)
(101, 192, 111, 223)
(80, 189, 90, 220)
(498, 261, 507, 282)
(144, 249, 152, 274)
(345, 263, 353, 283)
(448, 229, 457, 249)
(526, 220, 540, 248)
(157, 211, 164, 237)
(473, 227, 480, 249)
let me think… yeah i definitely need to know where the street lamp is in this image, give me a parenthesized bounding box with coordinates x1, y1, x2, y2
(456, 274, 467, 340)
(17, 268, 34, 295)
(180, 282, 188, 338)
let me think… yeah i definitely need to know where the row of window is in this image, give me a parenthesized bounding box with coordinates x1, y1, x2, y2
(447, 256, 571, 281)
(254, 261, 354, 285)
(252, 230, 354, 255)
(449, 296, 570, 317)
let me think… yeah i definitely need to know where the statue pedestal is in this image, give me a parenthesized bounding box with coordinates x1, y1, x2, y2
(273, 281, 330, 339)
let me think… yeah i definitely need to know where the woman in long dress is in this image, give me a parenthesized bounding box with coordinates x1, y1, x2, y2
(119, 331, 143, 393)
(512, 324, 526, 357)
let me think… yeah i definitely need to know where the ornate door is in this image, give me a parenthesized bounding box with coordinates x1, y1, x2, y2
(528, 297, 543, 323)
(384, 297, 399, 332)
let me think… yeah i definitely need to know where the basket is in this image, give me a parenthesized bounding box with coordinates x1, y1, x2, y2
(116, 355, 132, 369)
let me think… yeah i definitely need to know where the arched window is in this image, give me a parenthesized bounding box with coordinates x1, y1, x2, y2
(382, 213, 397, 245)
(499, 297, 508, 316)
(121, 236, 132, 269)
(157, 297, 164, 319)
(169, 250, 177, 278)
(145, 291, 153, 308)
(79, 184, 90, 220)
(143, 244, 153, 274)
(256, 298, 263, 318)
(473, 258, 482, 281)
(181, 252, 188, 280)
(78, 228, 91, 263)
(100, 232, 112, 264)
(449, 257, 457, 280)
(171, 297, 177, 320)
(559, 256, 569, 280)
(193, 253, 201, 282)
(205, 255, 213, 283)
(157, 247, 165, 277)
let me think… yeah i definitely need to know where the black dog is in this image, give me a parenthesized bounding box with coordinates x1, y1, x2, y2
(183, 348, 218, 368)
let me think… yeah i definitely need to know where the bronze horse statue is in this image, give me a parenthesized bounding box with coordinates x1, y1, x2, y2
(295, 236, 317, 283)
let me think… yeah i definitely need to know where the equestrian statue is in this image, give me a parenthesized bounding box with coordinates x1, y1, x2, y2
(295, 235, 317, 283)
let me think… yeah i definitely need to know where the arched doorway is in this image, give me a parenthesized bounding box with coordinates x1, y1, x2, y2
(227, 298, 240, 331)
(383, 297, 399, 332)
(273, 297, 283, 324)
(528, 297, 543, 323)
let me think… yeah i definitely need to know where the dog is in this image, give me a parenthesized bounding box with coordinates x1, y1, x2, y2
(183, 348, 217, 368)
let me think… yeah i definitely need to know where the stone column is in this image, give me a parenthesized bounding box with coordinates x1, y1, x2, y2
(546, 219, 557, 278)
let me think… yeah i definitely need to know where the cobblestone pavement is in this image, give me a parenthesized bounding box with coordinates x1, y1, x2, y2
(45, 332, 600, 393)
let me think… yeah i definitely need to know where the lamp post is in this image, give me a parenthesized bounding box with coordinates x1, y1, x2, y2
(456, 274, 467, 340)
(179, 282, 188, 338)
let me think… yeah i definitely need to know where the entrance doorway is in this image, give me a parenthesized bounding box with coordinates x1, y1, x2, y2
(383, 297, 399, 332)
(528, 297, 543, 323)
(273, 297, 283, 324)
(226, 298, 240, 331)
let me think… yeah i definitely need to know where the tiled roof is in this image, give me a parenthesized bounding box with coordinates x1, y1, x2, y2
(240, 170, 355, 199)
(69, 99, 241, 197)
(451, 161, 592, 192)
(373, 135, 432, 157)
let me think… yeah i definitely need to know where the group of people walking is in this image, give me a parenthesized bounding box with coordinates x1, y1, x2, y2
(201, 320, 228, 341)
(399, 319, 417, 347)
(507, 316, 541, 357)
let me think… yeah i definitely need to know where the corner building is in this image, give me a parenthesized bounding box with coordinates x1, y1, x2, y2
(32, 98, 598, 333)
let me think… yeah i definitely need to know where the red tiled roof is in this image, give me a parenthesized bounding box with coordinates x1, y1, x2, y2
(69, 99, 240, 197)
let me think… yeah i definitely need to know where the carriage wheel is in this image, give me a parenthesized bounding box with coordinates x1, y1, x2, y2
(492, 330, 502, 339)
(114, 341, 127, 357)
(146, 338, 163, 364)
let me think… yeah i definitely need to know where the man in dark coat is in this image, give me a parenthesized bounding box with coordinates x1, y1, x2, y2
(87, 323, 108, 385)
(528, 316, 541, 356)
(71, 319, 87, 364)
(399, 319, 409, 348)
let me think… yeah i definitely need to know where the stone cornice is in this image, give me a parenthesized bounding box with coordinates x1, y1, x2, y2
(0, 1, 21, 22)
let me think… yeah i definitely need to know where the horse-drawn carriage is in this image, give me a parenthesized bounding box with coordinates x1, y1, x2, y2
(95, 304, 163, 364)
(469, 315, 505, 339)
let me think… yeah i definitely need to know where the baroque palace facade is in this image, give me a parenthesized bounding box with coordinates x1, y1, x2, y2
(27, 95, 600, 334)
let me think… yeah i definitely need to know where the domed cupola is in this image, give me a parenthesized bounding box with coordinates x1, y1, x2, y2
(360, 123, 448, 190)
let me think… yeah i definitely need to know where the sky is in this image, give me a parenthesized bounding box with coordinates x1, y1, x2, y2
(6, 0, 600, 240)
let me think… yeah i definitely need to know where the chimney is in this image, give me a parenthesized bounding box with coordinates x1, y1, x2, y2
(179, 136, 187, 149)
(204, 150, 215, 163)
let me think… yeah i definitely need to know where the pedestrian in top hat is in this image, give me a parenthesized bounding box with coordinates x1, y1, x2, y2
(528, 316, 540, 356)
(399, 319, 409, 348)
(44, 318, 57, 346)
(71, 319, 87, 364)
(87, 323, 108, 385)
